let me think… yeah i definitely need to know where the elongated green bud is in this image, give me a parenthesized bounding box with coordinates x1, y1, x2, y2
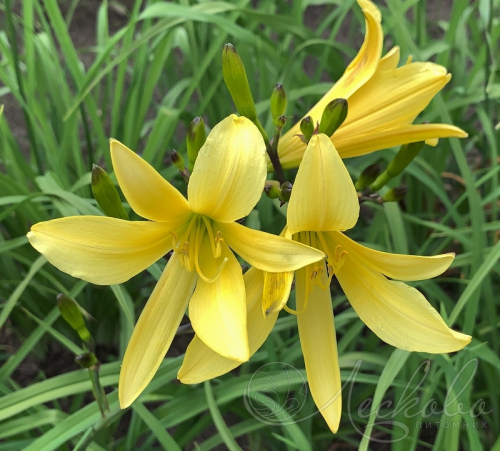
(382, 185, 408, 202)
(222, 44, 258, 122)
(264, 180, 281, 199)
(186, 117, 206, 171)
(300, 116, 314, 143)
(279, 181, 293, 205)
(370, 142, 425, 191)
(57, 294, 91, 343)
(91, 165, 128, 220)
(355, 163, 381, 190)
(318, 98, 348, 136)
(271, 84, 287, 119)
(75, 352, 98, 369)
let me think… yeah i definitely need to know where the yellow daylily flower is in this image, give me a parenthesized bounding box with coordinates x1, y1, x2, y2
(27, 115, 324, 409)
(276, 0, 467, 170)
(179, 133, 471, 433)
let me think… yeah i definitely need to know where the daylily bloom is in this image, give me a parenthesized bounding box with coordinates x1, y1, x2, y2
(276, 0, 467, 169)
(178, 133, 471, 432)
(27, 115, 324, 408)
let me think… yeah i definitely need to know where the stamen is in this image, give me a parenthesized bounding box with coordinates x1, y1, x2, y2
(193, 220, 228, 283)
(173, 216, 198, 253)
(179, 242, 192, 271)
(214, 231, 224, 259)
(283, 289, 309, 315)
(195, 256, 229, 283)
(170, 231, 178, 250)
(201, 216, 223, 258)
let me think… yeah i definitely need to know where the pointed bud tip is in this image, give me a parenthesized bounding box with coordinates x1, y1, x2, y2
(171, 149, 181, 163)
(91, 164, 107, 182)
(355, 163, 382, 190)
(224, 43, 236, 53)
(382, 185, 409, 202)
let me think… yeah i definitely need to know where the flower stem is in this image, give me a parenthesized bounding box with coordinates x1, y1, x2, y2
(255, 120, 285, 185)
(88, 364, 110, 417)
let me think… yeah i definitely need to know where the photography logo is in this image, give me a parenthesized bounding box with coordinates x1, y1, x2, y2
(243, 362, 308, 425)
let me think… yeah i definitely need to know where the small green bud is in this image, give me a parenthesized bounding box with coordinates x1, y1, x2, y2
(355, 163, 381, 191)
(75, 352, 98, 369)
(91, 165, 128, 220)
(222, 43, 258, 122)
(270, 83, 287, 119)
(274, 115, 286, 130)
(382, 185, 409, 202)
(264, 181, 281, 199)
(171, 150, 185, 172)
(370, 142, 425, 191)
(318, 98, 348, 136)
(57, 294, 91, 343)
(279, 181, 293, 205)
(186, 116, 206, 171)
(300, 116, 314, 143)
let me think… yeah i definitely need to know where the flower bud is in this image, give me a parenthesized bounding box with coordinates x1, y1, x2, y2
(186, 117, 206, 171)
(57, 293, 91, 343)
(171, 150, 185, 172)
(274, 115, 286, 130)
(300, 116, 314, 143)
(91, 165, 128, 220)
(279, 181, 293, 204)
(222, 43, 258, 122)
(318, 98, 348, 136)
(355, 163, 381, 190)
(75, 352, 98, 369)
(264, 180, 281, 199)
(382, 185, 409, 202)
(270, 83, 287, 119)
(370, 142, 425, 191)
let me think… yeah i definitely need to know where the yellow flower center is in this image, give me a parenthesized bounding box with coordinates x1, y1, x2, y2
(171, 215, 227, 283)
(284, 231, 347, 315)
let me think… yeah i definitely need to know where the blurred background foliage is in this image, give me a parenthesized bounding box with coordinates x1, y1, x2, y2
(0, 0, 499, 449)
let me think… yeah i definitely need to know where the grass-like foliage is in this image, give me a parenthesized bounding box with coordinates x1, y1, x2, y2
(0, 0, 499, 449)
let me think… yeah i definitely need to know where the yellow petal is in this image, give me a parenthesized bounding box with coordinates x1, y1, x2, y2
(119, 254, 197, 408)
(377, 46, 400, 72)
(28, 216, 172, 285)
(338, 62, 451, 137)
(336, 255, 471, 353)
(188, 115, 267, 222)
(277, 0, 382, 167)
(335, 123, 467, 159)
(178, 268, 279, 384)
(287, 134, 359, 235)
(110, 139, 192, 223)
(330, 231, 454, 281)
(216, 221, 324, 272)
(189, 238, 249, 361)
(262, 270, 294, 315)
(296, 265, 342, 433)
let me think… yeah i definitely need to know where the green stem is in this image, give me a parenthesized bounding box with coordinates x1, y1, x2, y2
(88, 365, 110, 417)
(255, 120, 285, 185)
